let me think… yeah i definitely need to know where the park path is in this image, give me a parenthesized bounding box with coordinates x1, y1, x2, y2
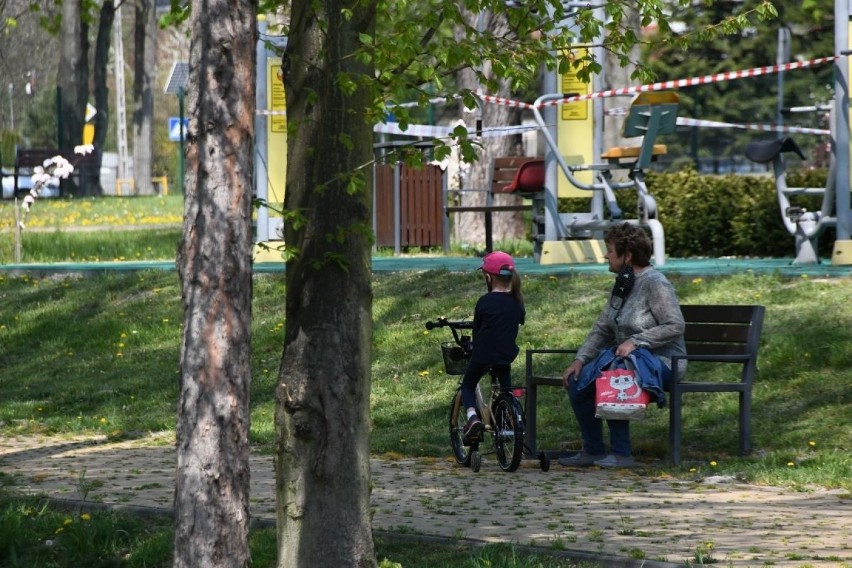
(1, 433, 850, 567)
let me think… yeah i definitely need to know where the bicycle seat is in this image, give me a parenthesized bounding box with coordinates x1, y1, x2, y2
(745, 137, 806, 163)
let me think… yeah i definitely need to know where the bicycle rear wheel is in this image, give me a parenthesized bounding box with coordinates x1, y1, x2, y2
(449, 390, 472, 466)
(493, 394, 524, 472)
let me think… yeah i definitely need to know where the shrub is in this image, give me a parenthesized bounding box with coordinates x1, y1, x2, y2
(558, 166, 832, 258)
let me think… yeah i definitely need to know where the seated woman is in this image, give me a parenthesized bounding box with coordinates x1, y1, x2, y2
(561, 223, 686, 468)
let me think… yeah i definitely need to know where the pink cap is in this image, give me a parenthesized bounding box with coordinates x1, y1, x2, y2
(480, 251, 515, 276)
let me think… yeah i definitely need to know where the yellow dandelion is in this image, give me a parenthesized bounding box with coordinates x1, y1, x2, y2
(400, 438, 407, 443)
(423, 330, 429, 335)
(120, 332, 128, 338)
(691, 277, 703, 285)
(418, 370, 430, 377)
(787, 461, 795, 467)
(100, 417, 107, 424)
(689, 467, 697, 473)
(709, 460, 717, 467)
(80, 513, 91, 521)
(808, 441, 816, 447)
(63, 518, 73, 526)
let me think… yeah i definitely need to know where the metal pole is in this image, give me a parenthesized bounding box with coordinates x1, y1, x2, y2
(776, 27, 790, 130)
(835, 0, 851, 240)
(255, 17, 270, 242)
(393, 161, 401, 255)
(8, 83, 13, 131)
(56, 87, 62, 147)
(178, 87, 185, 195)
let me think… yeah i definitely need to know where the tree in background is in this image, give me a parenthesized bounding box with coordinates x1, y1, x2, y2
(132, 0, 157, 196)
(644, 0, 834, 169)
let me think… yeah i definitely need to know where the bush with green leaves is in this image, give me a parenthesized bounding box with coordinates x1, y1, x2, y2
(563, 167, 834, 258)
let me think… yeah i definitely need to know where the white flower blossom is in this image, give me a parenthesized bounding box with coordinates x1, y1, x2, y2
(14, 146, 94, 231)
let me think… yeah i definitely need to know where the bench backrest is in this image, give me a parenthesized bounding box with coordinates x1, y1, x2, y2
(681, 304, 765, 359)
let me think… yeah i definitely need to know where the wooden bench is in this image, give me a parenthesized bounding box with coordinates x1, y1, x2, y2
(524, 304, 766, 465)
(446, 156, 545, 251)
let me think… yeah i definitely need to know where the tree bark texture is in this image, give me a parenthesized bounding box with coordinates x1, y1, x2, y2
(173, 0, 257, 565)
(133, 0, 157, 195)
(275, 1, 377, 566)
(603, 5, 640, 184)
(88, 0, 115, 196)
(56, 0, 87, 192)
(453, 10, 525, 249)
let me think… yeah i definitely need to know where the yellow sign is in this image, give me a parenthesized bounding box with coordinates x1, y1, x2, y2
(270, 63, 287, 134)
(560, 78, 588, 121)
(557, 48, 594, 197)
(267, 59, 287, 206)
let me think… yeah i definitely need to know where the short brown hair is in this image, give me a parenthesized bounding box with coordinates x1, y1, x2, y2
(605, 223, 652, 267)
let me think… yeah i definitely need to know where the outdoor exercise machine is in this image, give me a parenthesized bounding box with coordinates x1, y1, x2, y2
(525, 91, 680, 266)
(745, 105, 836, 264)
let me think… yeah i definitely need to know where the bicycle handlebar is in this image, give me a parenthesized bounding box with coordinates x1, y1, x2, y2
(425, 317, 473, 331)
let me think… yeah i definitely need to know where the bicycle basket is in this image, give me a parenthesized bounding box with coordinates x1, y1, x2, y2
(441, 342, 470, 375)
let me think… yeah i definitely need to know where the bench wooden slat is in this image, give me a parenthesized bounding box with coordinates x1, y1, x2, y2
(681, 304, 756, 323)
(684, 325, 751, 344)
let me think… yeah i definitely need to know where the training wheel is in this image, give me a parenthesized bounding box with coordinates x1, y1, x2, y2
(471, 451, 482, 473)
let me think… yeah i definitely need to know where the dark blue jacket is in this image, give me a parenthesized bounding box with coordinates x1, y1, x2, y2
(470, 291, 525, 366)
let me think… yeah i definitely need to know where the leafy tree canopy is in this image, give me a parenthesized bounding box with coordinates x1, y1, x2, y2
(269, 0, 777, 164)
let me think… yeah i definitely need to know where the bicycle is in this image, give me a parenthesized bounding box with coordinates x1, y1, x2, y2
(425, 317, 550, 473)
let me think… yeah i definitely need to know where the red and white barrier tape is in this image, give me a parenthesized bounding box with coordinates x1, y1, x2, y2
(676, 117, 829, 136)
(372, 122, 538, 138)
(477, 55, 838, 110)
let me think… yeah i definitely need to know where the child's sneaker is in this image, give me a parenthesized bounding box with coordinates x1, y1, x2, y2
(462, 416, 484, 444)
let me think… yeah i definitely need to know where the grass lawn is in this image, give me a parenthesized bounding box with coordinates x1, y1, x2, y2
(1, 195, 850, 565)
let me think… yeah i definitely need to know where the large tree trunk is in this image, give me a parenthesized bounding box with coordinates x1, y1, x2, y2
(275, 0, 377, 566)
(56, 0, 88, 194)
(132, 0, 157, 195)
(173, 0, 257, 564)
(454, 10, 524, 250)
(603, 5, 640, 183)
(88, 0, 115, 197)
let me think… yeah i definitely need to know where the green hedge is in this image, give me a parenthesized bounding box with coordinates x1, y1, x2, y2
(559, 167, 832, 259)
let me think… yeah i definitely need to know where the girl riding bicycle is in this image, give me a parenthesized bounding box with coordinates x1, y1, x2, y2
(461, 251, 526, 444)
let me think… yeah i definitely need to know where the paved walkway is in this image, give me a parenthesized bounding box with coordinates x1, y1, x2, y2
(1, 434, 850, 567)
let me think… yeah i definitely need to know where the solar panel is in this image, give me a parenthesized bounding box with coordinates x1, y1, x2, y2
(164, 61, 190, 94)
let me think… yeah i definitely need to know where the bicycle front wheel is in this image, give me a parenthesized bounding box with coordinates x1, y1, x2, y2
(493, 394, 524, 472)
(449, 390, 472, 466)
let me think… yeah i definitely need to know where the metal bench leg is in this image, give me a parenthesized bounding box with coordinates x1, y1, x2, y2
(739, 390, 752, 455)
(669, 390, 682, 466)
